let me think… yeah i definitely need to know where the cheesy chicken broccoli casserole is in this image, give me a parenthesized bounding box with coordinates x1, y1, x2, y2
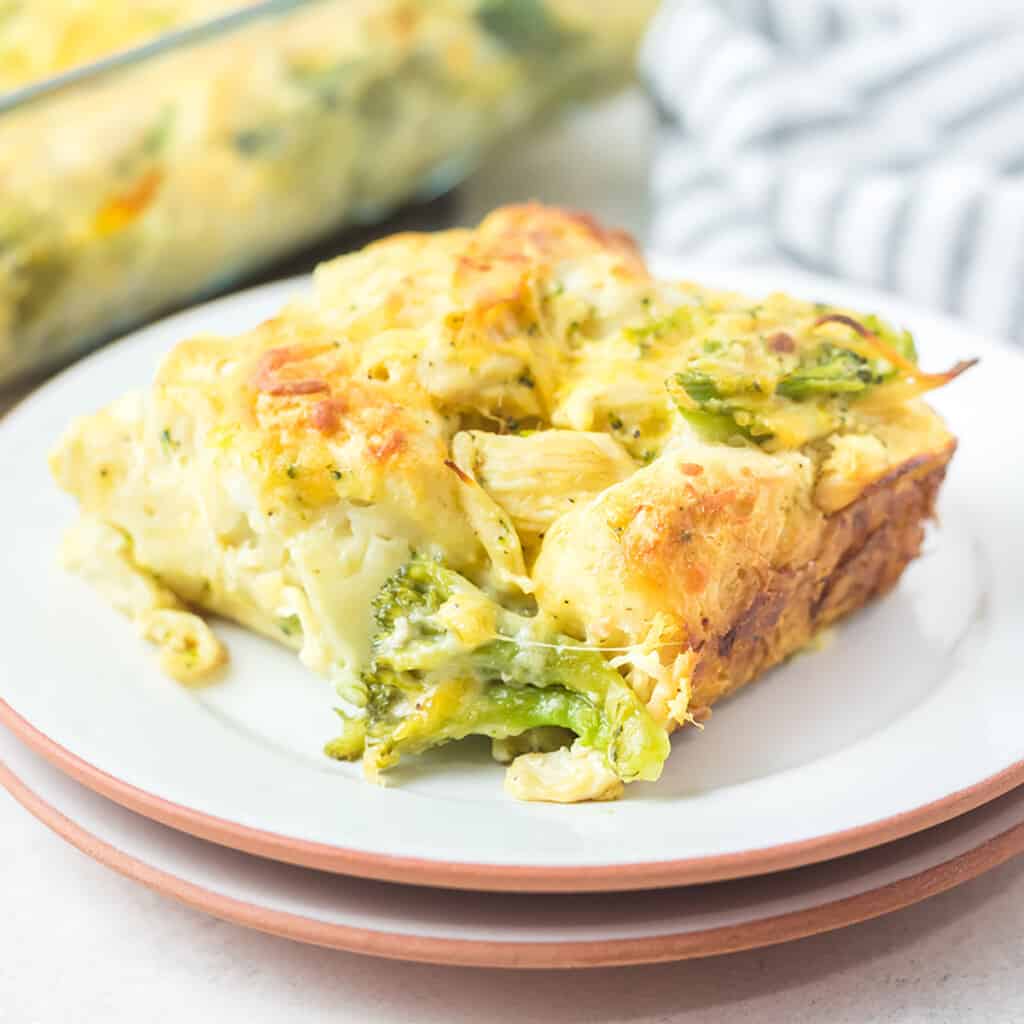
(0, 0, 652, 386)
(51, 204, 973, 802)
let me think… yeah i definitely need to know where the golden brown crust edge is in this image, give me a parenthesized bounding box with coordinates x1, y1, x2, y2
(689, 441, 957, 713)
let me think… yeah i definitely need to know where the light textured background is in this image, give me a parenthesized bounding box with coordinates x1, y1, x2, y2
(3, 91, 1023, 1023)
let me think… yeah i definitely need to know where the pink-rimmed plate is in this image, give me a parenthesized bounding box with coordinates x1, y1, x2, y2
(4, 718, 1024, 968)
(0, 268, 1021, 893)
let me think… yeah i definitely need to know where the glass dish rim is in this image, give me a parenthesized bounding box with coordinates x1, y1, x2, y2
(0, 0, 322, 115)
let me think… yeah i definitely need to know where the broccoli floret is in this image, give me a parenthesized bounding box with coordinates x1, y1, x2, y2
(368, 556, 457, 672)
(666, 372, 770, 446)
(372, 556, 451, 632)
(330, 555, 670, 786)
(775, 344, 878, 399)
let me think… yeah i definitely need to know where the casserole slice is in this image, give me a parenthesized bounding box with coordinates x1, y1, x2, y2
(51, 204, 972, 801)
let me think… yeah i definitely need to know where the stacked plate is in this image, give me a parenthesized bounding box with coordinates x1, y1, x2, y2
(2, 268, 1022, 969)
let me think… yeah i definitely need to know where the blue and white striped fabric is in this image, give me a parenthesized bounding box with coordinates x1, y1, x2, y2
(642, 0, 1024, 345)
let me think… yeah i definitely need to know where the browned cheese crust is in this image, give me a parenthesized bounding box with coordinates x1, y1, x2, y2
(690, 442, 955, 713)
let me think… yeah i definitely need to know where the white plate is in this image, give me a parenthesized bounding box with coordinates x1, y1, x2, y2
(1, 268, 1022, 892)
(4, 713, 1024, 968)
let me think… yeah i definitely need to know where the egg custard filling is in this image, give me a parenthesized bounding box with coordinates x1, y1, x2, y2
(51, 204, 972, 802)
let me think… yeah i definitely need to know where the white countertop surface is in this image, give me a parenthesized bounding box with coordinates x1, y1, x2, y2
(2, 91, 1023, 1023)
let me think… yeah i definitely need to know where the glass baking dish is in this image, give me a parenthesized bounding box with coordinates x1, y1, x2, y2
(0, 0, 654, 388)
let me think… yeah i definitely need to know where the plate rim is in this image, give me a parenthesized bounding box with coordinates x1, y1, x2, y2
(3, 729, 1024, 968)
(4, 699, 1024, 893)
(4, 268, 1024, 893)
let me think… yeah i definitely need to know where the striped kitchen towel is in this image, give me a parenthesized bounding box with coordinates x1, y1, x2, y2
(642, 0, 1024, 344)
